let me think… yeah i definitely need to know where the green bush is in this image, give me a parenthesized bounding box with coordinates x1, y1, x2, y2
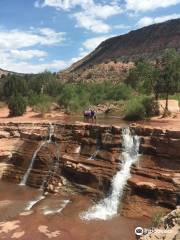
(32, 95, 52, 116)
(124, 96, 159, 121)
(124, 99, 146, 121)
(141, 95, 159, 117)
(8, 94, 27, 117)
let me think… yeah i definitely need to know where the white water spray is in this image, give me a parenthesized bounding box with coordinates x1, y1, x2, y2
(80, 127, 140, 220)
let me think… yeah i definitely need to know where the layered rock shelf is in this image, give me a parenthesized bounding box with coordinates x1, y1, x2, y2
(0, 122, 179, 215)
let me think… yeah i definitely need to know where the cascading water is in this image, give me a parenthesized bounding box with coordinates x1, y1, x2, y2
(20, 123, 55, 186)
(80, 127, 140, 221)
(20, 142, 46, 186)
(47, 122, 54, 143)
(40, 124, 61, 191)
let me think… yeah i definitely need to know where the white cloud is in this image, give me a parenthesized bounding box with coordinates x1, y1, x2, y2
(87, 4, 121, 19)
(41, 0, 93, 10)
(137, 13, 180, 28)
(113, 24, 131, 29)
(83, 36, 109, 51)
(0, 54, 68, 73)
(0, 27, 65, 50)
(125, 0, 180, 12)
(10, 49, 47, 60)
(71, 35, 110, 63)
(0, 26, 67, 73)
(73, 12, 110, 33)
(38, 0, 121, 33)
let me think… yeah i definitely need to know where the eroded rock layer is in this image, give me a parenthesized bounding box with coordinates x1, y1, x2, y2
(0, 122, 179, 215)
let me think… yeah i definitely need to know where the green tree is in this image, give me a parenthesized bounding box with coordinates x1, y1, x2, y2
(8, 94, 27, 116)
(3, 75, 28, 99)
(29, 71, 56, 94)
(126, 60, 155, 93)
(156, 49, 180, 116)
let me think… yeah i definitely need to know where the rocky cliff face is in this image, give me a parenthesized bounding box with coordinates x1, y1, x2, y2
(67, 19, 180, 72)
(0, 122, 179, 217)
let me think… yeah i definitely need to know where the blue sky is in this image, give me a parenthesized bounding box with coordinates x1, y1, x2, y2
(0, 0, 180, 73)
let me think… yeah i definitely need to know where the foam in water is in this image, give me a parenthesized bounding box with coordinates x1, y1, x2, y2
(43, 200, 70, 215)
(80, 127, 140, 221)
(25, 195, 45, 211)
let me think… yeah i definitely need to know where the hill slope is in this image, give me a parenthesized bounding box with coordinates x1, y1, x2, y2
(0, 68, 25, 78)
(68, 19, 180, 72)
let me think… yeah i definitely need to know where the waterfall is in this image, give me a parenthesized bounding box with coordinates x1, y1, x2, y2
(47, 122, 54, 143)
(19, 142, 46, 186)
(80, 127, 140, 221)
(20, 123, 55, 186)
(40, 124, 61, 191)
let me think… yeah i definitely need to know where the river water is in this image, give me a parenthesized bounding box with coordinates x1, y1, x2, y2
(0, 181, 149, 240)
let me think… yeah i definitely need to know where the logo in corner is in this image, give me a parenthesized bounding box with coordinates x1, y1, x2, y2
(135, 227, 144, 236)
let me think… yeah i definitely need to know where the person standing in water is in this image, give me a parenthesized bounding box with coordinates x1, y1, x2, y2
(91, 109, 97, 123)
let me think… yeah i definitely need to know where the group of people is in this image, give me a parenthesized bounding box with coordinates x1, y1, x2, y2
(83, 108, 96, 123)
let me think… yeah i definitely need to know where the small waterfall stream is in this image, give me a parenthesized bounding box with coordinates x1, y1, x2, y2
(80, 127, 140, 220)
(20, 123, 55, 186)
(20, 142, 46, 186)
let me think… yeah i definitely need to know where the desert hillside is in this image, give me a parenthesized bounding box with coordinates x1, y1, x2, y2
(68, 19, 180, 72)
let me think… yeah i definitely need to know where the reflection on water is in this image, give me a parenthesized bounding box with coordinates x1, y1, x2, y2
(42, 199, 70, 215)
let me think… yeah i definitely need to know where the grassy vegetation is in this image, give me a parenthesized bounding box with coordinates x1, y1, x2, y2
(151, 212, 163, 228)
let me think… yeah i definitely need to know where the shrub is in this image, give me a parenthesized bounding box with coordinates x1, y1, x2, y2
(124, 96, 159, 121)
(28, 92, 41, 107)
(124, 99, 146, 121)
(8, 94, 27, 117)
(141, 96, 159, 117)
(33, 95, 52, 116)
